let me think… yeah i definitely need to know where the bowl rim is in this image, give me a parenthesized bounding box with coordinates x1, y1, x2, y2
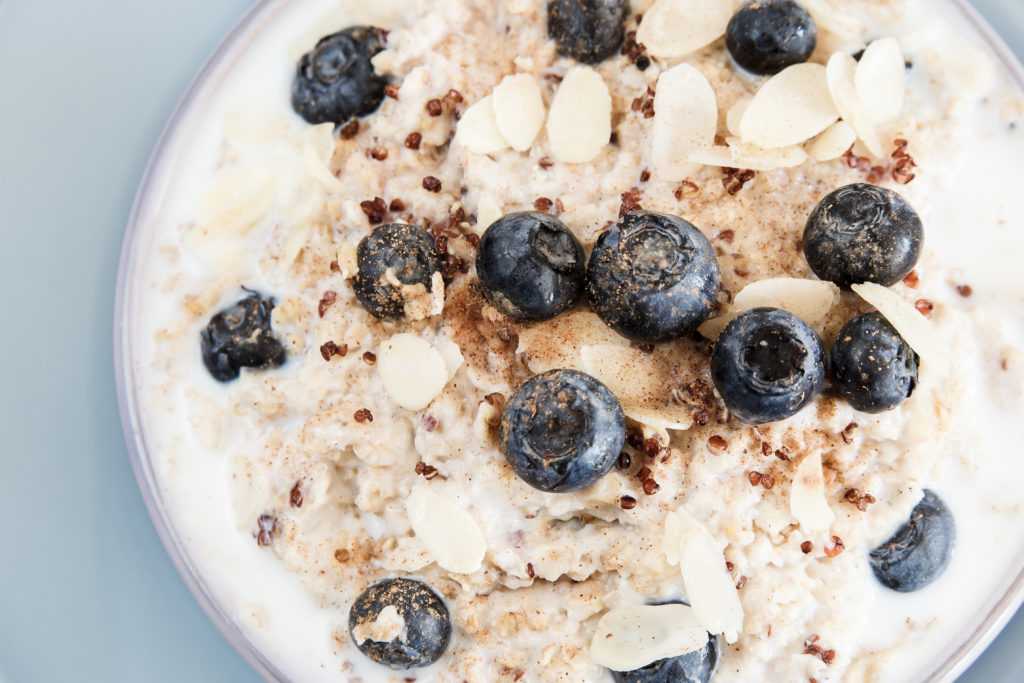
(113, 2, 1024, 682)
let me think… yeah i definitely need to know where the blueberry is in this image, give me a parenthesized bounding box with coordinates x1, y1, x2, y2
(726, 0, 817, 76)
(830, 312, 919, 413)
(291, 27, 388, 125)
(611, 636, 720, 683)
(804, 184, 924, 289)
(870, 490, 955, 592)
(200, 292, 286, 382)
(500, 369, 625, 493)
(353, 223, 442, 320)
(587, 212, 721, 343)
(476, 212, 586, 321)
(349, 578, 451, 669)
(548, 0, 629, 65)
(711, 308, 826, 424)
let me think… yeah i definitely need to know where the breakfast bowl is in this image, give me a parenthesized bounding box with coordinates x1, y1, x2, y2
(116, 1, 1024, 681)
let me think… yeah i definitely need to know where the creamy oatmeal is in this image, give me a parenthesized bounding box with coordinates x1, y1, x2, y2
(125, 0, 1024, 681)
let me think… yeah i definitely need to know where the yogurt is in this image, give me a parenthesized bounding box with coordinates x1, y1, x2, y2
(123, 0, 1024, 681)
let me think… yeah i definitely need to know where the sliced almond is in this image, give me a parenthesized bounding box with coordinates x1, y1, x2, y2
(456, 95, 509, 155)
(826, 53, 884, 158)
(493, 74, 546, 152)
(475, 194, 503, 235)
(688, 144, 807, 171)
(665, 508, 744, 643)
(651, 64, 718, 181)
(590, 605, 708, 672)
(851, 283, 944, 365)
(806, 121, 857, 161)
(739, 64, 839, 149)
(518, 310, 628, 374)
(702, 277, 839, 339)
(406, 487, 487, 574)
(790, 452, 835, 533)
(199, 166, 276, 235)
(351, 605, 406, 644)
(726, 97, 752, 137)
(638, 0, 734, 59)
(547, 67, 612, 164)
(378, 334, 449, 410)
(855, 38, 906, 124)
(625, 406, 694, 433)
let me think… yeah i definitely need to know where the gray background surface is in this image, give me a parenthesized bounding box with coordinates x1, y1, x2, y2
(0, 1, 1021, 681)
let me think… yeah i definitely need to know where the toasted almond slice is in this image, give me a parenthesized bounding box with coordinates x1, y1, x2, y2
(378, 334, 449, 410)
(580, 344, 667, 408)
(726, 97, 752, 137)
(590, 605, 709, 671)
(665, 508, 744, 643)
(638, 0, 734, 59)
(688, 144, 807, 171)
(351, 605, 406, 644)
(456, 96, 509, 155)
(855, 38, 906, 124)
(740, 64, 838, 149)
(735, 278, 839, 326)
(851, 283, 944, 365)
(493, 74, 546, 152)
(790, 452, 835, 533)
(475, 194, 503, 235)
(826, 53, 884, 158)
(547, 67, 612, 163)
(806, 121, 857, 161)
(406, 487, 487, 574)
(519, 310, 628, 374)
(200, 166, 276, 235)
(801, 0, 860, 39)
(651, 64, 718, 181)
(625, 406, 693, 433)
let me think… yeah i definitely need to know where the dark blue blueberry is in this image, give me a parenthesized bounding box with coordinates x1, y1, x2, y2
(830, 312, 919, 413)
(804, 184, 924, 289)
(476, 212, 586, 321)
(548, 0, 629, 65)
(870, 490, 955, 592)
(200, 292, 286, 383)
(587, 212, 721, 343)
(711, 308, 826, 424)
(611, 636, 720, 683)
(349, 578, 451, 669)
(500, 369, 625, 493)
(291, 27, 388, 125)
(726, 0, 817, 76)
(353, 223, 442, 320)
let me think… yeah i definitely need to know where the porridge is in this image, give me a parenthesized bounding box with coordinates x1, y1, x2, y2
(126, 0, 1024, 681)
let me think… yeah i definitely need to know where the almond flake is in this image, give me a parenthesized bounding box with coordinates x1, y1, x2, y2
(590, 604, 708, 672)
(406, 487, 487, 574)
(579, 344, 679, 417)
(651, 64, 718, 181)
(456, 95, 509, 155)
(851, 283, 944, 365)
(664, 508, 744, 643)
(518, 311, 628, 374)
(826, 53, 884, 158)
(547, 67, 612, 164)
(638, 0, 734, 59)
(701, 278, 838, 339)
(790, 452, 834, 533)
(625, 406, 693, 434)
(739, 64, 839, 149)
(475, 194, 503, 235)
(806, 121, 857, 161)
(352, 605, 406, 644)
(855, 38, 906, 124)
(378, 334, 449, 410)
(493, 74, 546, 152)
(726, 97, 752, 137)
(688, 144, 807, 171)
